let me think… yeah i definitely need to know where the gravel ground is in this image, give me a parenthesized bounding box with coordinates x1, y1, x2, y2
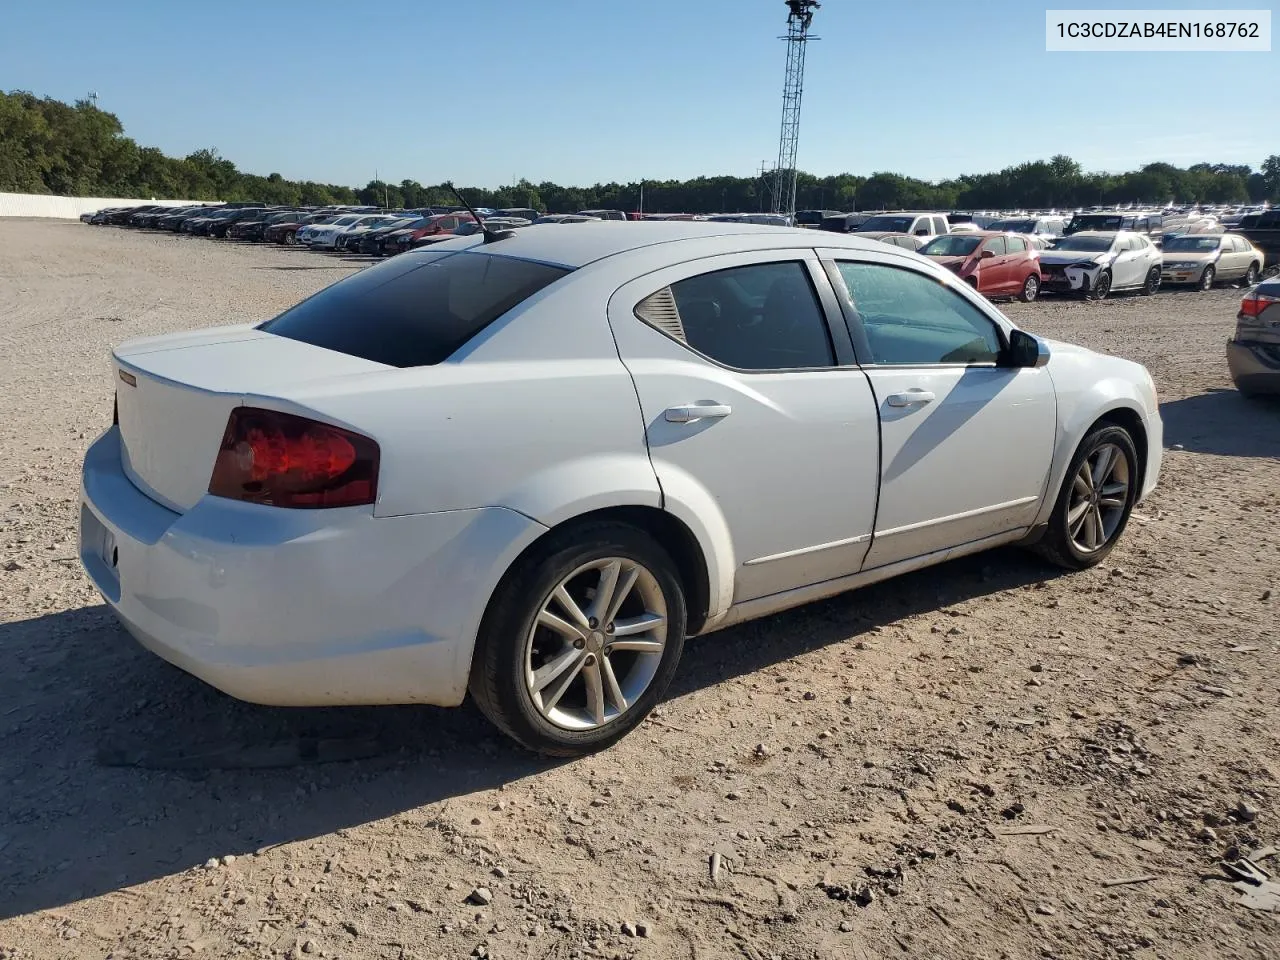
(1, 220, 1278, 960)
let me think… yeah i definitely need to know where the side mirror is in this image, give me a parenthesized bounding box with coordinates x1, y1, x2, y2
(981, 249, 996, 259)
(1004, 328, 1049, 368)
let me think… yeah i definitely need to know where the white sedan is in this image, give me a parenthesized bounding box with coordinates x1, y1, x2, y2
(80, 224, 1162, 755)
(299, 214, 387, 249)
(1038, 230, 1163, 300)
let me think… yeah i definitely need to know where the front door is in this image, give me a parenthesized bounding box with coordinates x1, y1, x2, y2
(608, 251, 882, 604)
(821, 251, 1057, 568)
(976, 235, 1012, 294)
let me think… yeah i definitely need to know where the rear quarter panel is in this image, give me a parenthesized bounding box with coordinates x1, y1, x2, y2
(280, 268, 663, 523)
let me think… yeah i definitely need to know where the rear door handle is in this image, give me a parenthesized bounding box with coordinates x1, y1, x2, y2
(665, 403, 733, 423)
(885, 390, 935, 408)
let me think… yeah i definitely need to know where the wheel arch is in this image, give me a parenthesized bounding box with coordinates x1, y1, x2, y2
(1090, 405, 1148, 481)
(488, 505, 715, 637)
(1033, 383, 1154, 529)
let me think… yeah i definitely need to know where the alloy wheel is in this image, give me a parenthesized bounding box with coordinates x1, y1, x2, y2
(1200, 266, 1215, 291)
(1066, 443, 1130, 554)
(524, 557, 667, 731)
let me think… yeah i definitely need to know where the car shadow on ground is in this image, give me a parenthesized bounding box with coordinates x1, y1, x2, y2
(0, 547, 1059, 919)
(1160, 388, 1280, 458)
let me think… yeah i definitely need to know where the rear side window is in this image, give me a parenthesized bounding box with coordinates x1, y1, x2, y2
(634, 261, 834, 371)
(260, 251, 569, 367)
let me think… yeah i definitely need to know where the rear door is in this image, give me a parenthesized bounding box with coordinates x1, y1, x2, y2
(1221, 235, 1247, 278)
(1005, 235, 1034, 289)
(607, 251, 882, 603)
(819, 249, 1056, 567)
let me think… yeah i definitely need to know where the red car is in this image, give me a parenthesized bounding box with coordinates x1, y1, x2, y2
(389, 212, 478, 254)
(919, 231, 1042, 302)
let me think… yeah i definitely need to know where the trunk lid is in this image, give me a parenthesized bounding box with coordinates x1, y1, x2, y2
(113, 326, 388, 512)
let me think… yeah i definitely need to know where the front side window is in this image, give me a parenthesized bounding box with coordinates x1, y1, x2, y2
(1006, 236, 1027, 253)
(836, 262, 1003, 366)
(260, 251, 570, 367)
(634, 261, 834, 371)
(982, 237, 1007, 256)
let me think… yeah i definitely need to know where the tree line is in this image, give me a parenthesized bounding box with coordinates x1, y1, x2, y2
(3, 90, 1279, 214)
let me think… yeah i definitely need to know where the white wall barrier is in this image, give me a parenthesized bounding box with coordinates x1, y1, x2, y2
(0, 193, 216, 219)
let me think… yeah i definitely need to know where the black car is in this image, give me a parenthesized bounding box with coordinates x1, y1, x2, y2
(103, 205, 156, 225)
(819, 213, 874, 233)
(157, 206, 219, 231)
(228, 210, 308, 241)
(359, 216, 430, 256)
(207, 206, 271, 238)
(184, 208, 241, 235)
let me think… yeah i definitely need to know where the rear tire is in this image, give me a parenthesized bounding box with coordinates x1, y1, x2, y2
(468, 522, 687, 757)
(284, 230, 297, 246)
(1199, 265, 1215, 291)
(1019, 273, 1040, 303)
(1243, 263, 1259, 287)
(1033, 424, 1139, 571)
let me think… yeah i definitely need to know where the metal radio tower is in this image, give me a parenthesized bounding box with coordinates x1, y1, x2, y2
(772, 0, 819, 218)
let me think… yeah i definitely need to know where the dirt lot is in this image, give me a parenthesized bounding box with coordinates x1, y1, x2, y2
(1, 220, 1277, 960)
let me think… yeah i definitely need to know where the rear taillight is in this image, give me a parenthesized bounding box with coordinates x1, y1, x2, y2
(1239, 292, 1278, 318)
(208, 407, 379, 509)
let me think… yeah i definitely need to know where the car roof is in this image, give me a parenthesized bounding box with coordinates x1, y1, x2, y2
(423, 221, 927, 269)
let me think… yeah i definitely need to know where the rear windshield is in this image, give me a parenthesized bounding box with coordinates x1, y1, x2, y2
(260, 250, 570, 367)
(988, 219, 1036, 233)
(1070, 215, 1125, 231)
(1163, 235, 1223, 252)
(1051, 236, 1113, 252)
(854, 215, 915, 233)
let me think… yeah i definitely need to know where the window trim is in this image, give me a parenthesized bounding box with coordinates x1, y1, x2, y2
(621, 251, 858, 374)
(818, 249, 1014, 370)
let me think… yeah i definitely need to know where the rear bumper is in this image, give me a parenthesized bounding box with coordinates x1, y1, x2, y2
(79, 428, 548, 707)
(1227, 339, 1280, 395)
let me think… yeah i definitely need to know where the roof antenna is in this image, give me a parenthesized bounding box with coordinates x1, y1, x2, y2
(446, 181, 514, 243)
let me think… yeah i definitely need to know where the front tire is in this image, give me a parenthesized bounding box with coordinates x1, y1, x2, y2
(1019, 273, 1040, 303)
(1199, 265, 1215, 291)
(1033, 425, 1139, 570)
(1142, 266, 1161, 296)
(1089, 270, 1112, 301)
(469, 522, 687, 756)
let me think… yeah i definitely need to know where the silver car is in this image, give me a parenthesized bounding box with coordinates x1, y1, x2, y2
(1162, 233, 1264, 290)
(1227, 277, 1280, 396)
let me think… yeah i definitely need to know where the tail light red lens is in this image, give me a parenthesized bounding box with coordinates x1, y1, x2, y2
(1239, 292, 1278, 318)
(208, 407, 379, 509)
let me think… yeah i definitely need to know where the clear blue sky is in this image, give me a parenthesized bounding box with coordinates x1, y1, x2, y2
(2, 0, 1275, 187)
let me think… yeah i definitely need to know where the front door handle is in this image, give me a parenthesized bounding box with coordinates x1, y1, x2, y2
(885, 390, 936, 408)
(665, 403, 733, 423)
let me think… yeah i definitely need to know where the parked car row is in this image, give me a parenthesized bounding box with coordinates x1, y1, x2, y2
(84, 202, 1269, 302)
